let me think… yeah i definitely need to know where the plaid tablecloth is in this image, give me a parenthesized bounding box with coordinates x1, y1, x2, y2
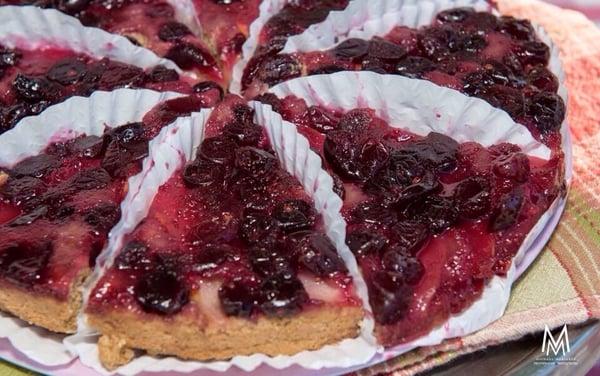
(0, 0, 599, 375)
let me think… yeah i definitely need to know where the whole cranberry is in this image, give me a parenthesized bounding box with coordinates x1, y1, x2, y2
(526, 92, 565, 133)
(395, 56, 436, 79)
(454, 176, 491, 219)
(147, 66, 179, 83)
(407, 194, 457, 233)
(499, 16, 535, 41)
(436, 7, 475, 23)
(165, 43, 217, 71)
(0, 241, 52, 287)
(526, 66, 559, 92)
(11, 154, 60, 178)
(47, 58, 87, 85)
(295, 233, 347, 277)
(192, 81, 224, 102)
(368, 271, 411, 325)
(238, 209, 277, 245)
(234, 147, 277, 180)
(182, 158, 223, 188)
(302, 106, 340, 133)
(219, 278, 258, 318)
(84, 202, 121, 232)
(199, 136, 238, 164)
(351, 200, 398, 226)
(249, 245, 292, 278)
(12, 74, 63, 103)
(492, 151, 530, 183)
(68, 135, 105, 158)
(338, 109, 373, 132)
(332, 38, 369, 60)
(135, 264, 189, 315)
(258, 273, 308, 317)
(346, 231, 388, 258)
(273, 199, 316, 233)
(323, 130, 360, 179)
(381, 246, 424, 285)
(368, 38, 406, 61)
(158, 21, 192, 41)
(490, 187, 524, 231)
(390, 220, 429, 254)
(1, 176, 47, 204)
(115, 242, 152, 271)
(257, 55, 301, 86)
(515, 41, 550, 67)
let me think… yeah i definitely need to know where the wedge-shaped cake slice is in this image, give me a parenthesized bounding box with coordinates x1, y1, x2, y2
(0, 86, 224, 334)
(261, 93, 564, 346)
(237, 0, 349, 88)
(243, 7, 565, 150)
(0, 41, 197, 135)
(86, 96, 364, 369)
(0, 1, 224, 83)
(0, 122, 155, 333)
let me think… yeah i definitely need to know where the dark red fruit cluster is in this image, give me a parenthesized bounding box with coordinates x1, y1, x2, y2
(0, 122, 149, 291)
(116, 104, 348, 317)
(271, 94, 553, 326)
(0, 47, 183, 134)
(13, 0, 220, 75)
(248, 7, 564, 144)
(241, 0, 348, 89)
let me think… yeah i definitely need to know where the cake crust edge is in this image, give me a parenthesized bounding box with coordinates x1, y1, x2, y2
(89, 304, 364, 370)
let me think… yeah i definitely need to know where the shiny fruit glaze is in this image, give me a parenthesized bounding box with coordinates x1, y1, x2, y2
(263, 94, 564, 346)
(244, 7, 565, 149)
(0, 43, 197, 135)
(1, 0, 223, 83)
(240, 0, 349, 95)
(88, 96, 359, 320)
(0, 122, 150, 299)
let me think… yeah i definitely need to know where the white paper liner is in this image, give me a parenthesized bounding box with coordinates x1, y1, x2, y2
(165, 0, 204, 37)
(0, 5, 184, 73)
(270, 71, 550, 159)
(62, 100, 377, 375)
(0, 89, 184, 366)
(282, 0, 492, 53)
(268, 70, 571, 365)
(269, 0, 571, 174)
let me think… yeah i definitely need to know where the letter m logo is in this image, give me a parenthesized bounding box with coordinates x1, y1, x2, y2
(542, 324, 570, 357)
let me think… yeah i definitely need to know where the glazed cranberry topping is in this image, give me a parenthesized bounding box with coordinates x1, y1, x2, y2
(0, 122, 151, 298)
(275, 95, 562, 344)
(244, 8, 564, 148)
(4, 0, 224, 82)
(240, 0, 349, 94)
(0, 44, 195, 134)
(87, 99, 358, 319)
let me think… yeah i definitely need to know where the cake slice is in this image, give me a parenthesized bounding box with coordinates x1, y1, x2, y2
(0, 41, 203, 135)
(0, 86, 223, 334)
(0, 122, 154, 333)
(238, 0, 349, 93)
(85, 96, 364, 369)
(243, 7, 565, 149)
(260, 94, 564, 346)
(0, 0, 224, 84)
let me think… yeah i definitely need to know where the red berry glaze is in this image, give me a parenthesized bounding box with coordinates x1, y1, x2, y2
(275, 95, 563, 346)
(88, 96, 359, 320)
